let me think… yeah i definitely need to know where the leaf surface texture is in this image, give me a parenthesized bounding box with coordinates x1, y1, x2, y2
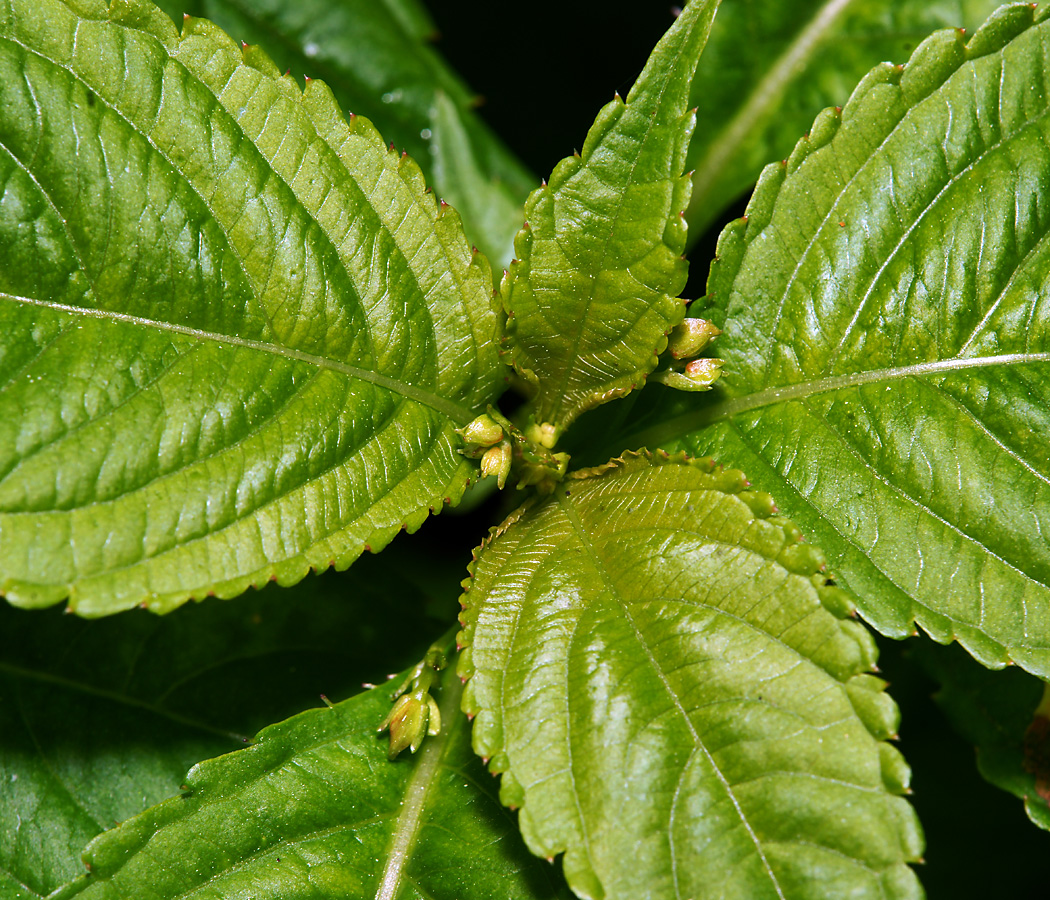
(151, 0, 536, 268)
(459, 453, 922, 900)
(0, 554, 461, 896)
(501, 0, 717, 440)
(0, 0, 503, 615)
(50, 662, 569, 900)
(637, 5, 1050, 675)
(684, 0, 1009, 235)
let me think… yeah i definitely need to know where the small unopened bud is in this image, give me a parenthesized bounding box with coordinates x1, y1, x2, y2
(458, 414, 503, 447)
(683, 358, 724, 388)
(525, 421, 557, 449)
(481, 440, 512, 489)
(380, 694, 429, 759)
(668, 318, 721, 359)
(651, 359, 724, 392)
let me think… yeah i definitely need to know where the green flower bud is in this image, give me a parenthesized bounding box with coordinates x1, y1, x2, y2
(650, 359, 724, 392)
(481, 440, 513, 489)
(525, 421, 557, 449)
(380, 693, 429, 759)
(458, 413, 504, 448)
(668, 318, 721, 359)
(683, 357, 724, 388)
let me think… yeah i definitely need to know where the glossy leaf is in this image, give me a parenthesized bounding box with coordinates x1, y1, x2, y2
(637, 6, 1050, 675)
(0, 551, 458, 897)
(156, 0, 536, 263)
(52, 664, 571, 900)
(915, 639, 1050, 831)
(459, 452, 922, 900)
(501, 0, 718, 441)
(0, 0, 503, 616)
(685, 0, 1008, 235)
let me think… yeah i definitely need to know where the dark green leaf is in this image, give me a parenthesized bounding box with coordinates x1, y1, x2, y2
(639, 5, 1050, 675)
(0, 0, 503, 616)
(501, 0, 719, 441)
(914, 639, 1050, 831)
(430, 90, 525, 270)
(685, 0, 1008, 235)
(51, 663, 571, 900)
(0, 550, 457, 896)
(459, 452, 921, 900)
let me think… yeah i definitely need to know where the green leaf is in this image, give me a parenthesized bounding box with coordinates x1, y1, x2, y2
(0, 0, 504, 616)
(0, 552, 456, 896)
(165, 0, 537, 261)
(501, 0, 719, 441)
(51, 662, 572, 900)
(685, 0, 1008, 235)
(459, 452, 922, 900)
(430, 90, 525, 271)
(914, 639, 1050, 831)
(637, 5, 1050, 675)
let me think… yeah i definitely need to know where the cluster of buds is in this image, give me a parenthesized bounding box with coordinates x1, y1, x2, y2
(378, 647, 446, 759)
(651, 317, 725, 392)
(457, 413, 512, 489)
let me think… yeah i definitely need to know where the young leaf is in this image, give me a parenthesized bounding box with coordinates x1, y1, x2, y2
(684, 0, 1008, 235)
(459, 452, 922, 900)
(638, 5, 1050, 676)
(914, 639, 1050, 831)
(51, 664, 571, 900)
(501, 0, 719, 441)
(0, 554, 453, 896)
(0, 0, 503, 616)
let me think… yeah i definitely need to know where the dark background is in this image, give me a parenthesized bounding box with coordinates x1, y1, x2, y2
(422, 2, 1049, 896)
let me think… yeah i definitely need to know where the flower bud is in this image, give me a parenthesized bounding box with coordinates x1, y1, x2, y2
(668, 318, 721, 359)
(481, 440, 513, 489)
(525, 421, 557, 449)
(683, 358, 724, 388)
(651, 359, 724, 392)
(381, 694, 429, 759)
(458, 414, 504, 448)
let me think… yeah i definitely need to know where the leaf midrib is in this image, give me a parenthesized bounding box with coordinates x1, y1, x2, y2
(686, 0, 858, 229)
(2, 25, 479, 425)
(541, 15, 691, 429)
(555, 488, 788, 900)
(375, 673, 463, 900)
(628, 352, 1050, 448)
(0, 660, 247, 742)
(1, 292, 475, 424)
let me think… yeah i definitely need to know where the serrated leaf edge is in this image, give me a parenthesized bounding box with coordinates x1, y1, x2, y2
(1, 0, 507, 616)
(456, 451, 917, 889)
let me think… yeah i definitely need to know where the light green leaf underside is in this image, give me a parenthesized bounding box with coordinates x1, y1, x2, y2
(651, 5, 1050, 675)
(49, 663, 571, 900)
(459, 452, 922, 900)
(914, 639, 1050, 832)
(501, 0, 717, 440)
(685, 0, 1008, 236)
(0, 553, 459, 897)
(150, 0, 535, 268)
(430, 90, 526, 271)
(0, 0, 504, 617)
